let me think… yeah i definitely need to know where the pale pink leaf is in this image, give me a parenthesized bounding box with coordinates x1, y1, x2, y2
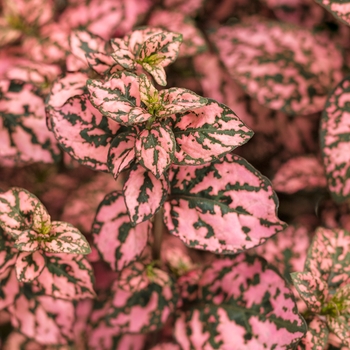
(14, 230, 40, 252)
(299, 317, 329, 350)
(15, 251, 45, 283)
(316, 0, 350, 26)
(0, 269, 20, 310)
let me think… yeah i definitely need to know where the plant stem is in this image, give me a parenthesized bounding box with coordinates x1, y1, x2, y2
(152, 208, 164, 261)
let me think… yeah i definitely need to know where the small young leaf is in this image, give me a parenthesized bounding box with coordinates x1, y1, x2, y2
(135, 123, 176, 178)
(124, 164, 169, 224)
(320, 76, 350, 202)
(164, 154, 286, 253)
(92, 191, 150, 271)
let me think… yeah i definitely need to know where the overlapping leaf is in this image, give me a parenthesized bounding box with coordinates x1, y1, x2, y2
(172, 99, 253, 165)
(124, 164, 169, 224)
(174, 255, 306, 349)
(164, 154, 286, 253)
(316, 0, 350, 26)
(210, 20, 343, 115)
(273, 155, 327, 194)
(298, 317, 329, 350)
(92, 191, 150, 271)
(49, 94, 120, 171)
(90, 262, 177, 334)
(320, 76, 350, 202)
(0, 80, 60, 166)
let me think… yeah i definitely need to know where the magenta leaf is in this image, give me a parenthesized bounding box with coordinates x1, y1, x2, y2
(164, 154, 286, 253)
(290, 272, 329, 313)
(135, 123, 176, 178)
(273, 155, 327, 194)
(315, 0, 350, 26)
(90, 262, 178, 334)
(172, 99, 253, 165)
(87, 72, 151, 125)
(107, 128, 137, 179)
(33, 253, 96, 300)
(0, 187, 47, 239)
(174, 255, 306, 349)
(15, 251, 45, 283)
(8, 294, 75, 345)
(320, 76, 350, 202)
(0, 80, 60, 166)
(210, 20, 343, 115)
(49, 94, 120, 172)
(92, 191, 150, 271)
(124, 164, 169, 224)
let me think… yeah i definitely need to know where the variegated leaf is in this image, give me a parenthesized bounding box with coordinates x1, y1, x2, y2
(0, 187, 47, 238)
(210, 20, 343, 115)
(90, 262, 177, 334)
(41, 221, 91, 255)
(135, 123, 176, 178)
(3, 331, 46, 350)
(33, 253, 96, 300)
(49, 94, 120, 172)
(47, 73, 88, 109)
(0, 80, 60, 166)
(92, 191, 150, 271)
(8, 294, 75, 345)
(111, 48, 136, 70)
(124, 164, 169, 224)
(327, 315, 350, 348)
(305, 227, 350, 291)
(14, 230, 40, 252)
(107, 128, 137, 179)
(164, 154, 286, 253)
(86, 51, 120, 76)
(175, 255, 306, 349)
(316, 0, 350, 26)
(87, 72, 151, 125)
(299, 317, 329, 350)
(15, 251, 45, 283)
(290, 271, 329, 313)
(0, 227, 17, 274)
(172, 99, 253, 165)
(148, 10, 207, 57)
(320, 76, 350, 202)
(0, 269, 20, 310)
(273, 155, 327, 194)
(149, 343, 180, 350)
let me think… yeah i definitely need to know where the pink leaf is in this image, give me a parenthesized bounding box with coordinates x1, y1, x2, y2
(124, 164, 169, 224)
(175, 255, 306, 349)
(172, 99, 253, 165)
(163, 0, 204, 16)
(210, 20, 343, 114)
(320, 76, 350, 202)
(87, 72, 151, 125)
(92, 191, 150, 271)
(15, 251, 45, 283)
(164, 154, 286, 253)
(49, 94, 120, 172)
(0, 228, 17, 275)
(14, 230, 40, 252)
(135, 123, 176, 178)
(0, 269, 20, 310)
(327, 315, 350, 348)
(273, 155, 327, 194)
(299, 317, 329, 350)
(316, 0, 350, 26)
(87, 51, 121, 76)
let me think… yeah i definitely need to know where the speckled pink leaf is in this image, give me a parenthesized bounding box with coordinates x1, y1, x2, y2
(41, 221, 91, 255)
(87, 72, 151, 125)
(135, 123, 175, 178)
(305, 227, 350, 290)
(47, 73, 88, 109)
(0, 269, 20, 310)
(0, 228, 17, 275)
(210, 20, 343, 114)
(87, 52, 121, 76)
(33, 253, 95, 300)
(14, 230, 40, 252)
(92, 191, 150, 271)
(124, 164, 169, 224)
(164, 154, 286, 253)
(8, 294, 75, 345)
(0, 187, 47, 238)
(291, 271, 329, 313)
(0, 80, 60, 166)
(49, 94, 120, 172)
(327, 315, 350, 348)
(316, 0, 350, 26)
(3, 331, 45, 349)
(174, 255, 306, 349)
(15, 251, 45, 283)
(172, 99, 253, 165)
(148, 10, 207, 58)
(108, 128, 137, 179)
(320, 76, 350, 202)
(299, 317, 329, 350)
(273, 156, 327, 194)
(90, 262, 177, 334)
